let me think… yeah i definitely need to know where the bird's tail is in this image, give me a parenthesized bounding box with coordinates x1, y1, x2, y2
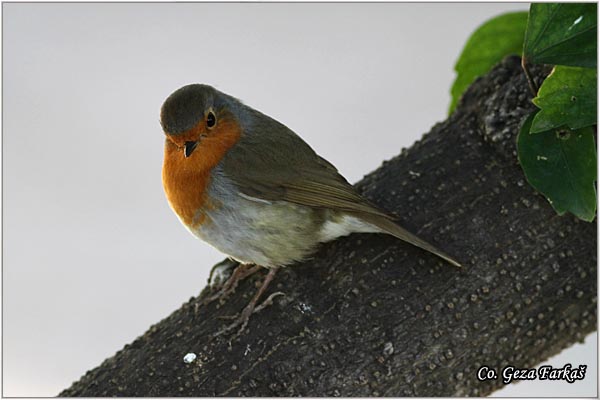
(354, 213, 462, 267)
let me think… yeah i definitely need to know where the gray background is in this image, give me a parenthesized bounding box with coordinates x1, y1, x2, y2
(3, 3, 596, 397)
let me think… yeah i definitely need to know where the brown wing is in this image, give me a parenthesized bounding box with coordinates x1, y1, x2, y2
(219, 116, 388, 218)
(219, 113, 461, 267)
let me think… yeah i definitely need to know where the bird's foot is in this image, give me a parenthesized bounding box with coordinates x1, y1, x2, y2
(212, 267, 283, 339)
(207, 259, 240, 288)
(213, 291, 285, 338)
(197, 263, 262, 312)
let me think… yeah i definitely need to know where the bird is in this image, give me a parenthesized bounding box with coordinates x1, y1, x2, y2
(160, 84, 460, 336)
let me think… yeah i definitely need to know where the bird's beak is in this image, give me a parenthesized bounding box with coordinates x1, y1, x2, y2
(184, 141, 199, 158)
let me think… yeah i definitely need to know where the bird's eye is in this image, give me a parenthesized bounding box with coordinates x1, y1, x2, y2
(206, 111, 216, 128)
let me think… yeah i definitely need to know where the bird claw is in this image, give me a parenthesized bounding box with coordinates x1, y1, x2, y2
(212, 291, 285, 339)
(253, 291, 285, 313)
(196, 263, 262, 313)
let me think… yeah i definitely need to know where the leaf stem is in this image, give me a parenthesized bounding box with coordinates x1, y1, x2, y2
(521, 56, 539, 96)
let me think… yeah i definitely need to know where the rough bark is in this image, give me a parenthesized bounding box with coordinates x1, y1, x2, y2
(61, 56, 597, 397)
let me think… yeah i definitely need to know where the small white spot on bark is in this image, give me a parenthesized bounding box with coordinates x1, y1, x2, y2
(183, 353, 197, 363)
(383, 342, 394, 355)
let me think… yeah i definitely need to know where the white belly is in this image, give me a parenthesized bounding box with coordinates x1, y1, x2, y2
(187, 166, 378, 267)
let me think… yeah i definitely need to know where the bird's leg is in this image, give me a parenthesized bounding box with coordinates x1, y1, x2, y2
(213, 267, 283, 338)
(200, 263, 262, 307)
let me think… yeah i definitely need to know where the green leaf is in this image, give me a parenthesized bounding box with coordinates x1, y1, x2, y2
(523, 3, 597, 68)
(518, 113, 597, 221)
(449, 11, 528, 114)
(531, 66, 597, 133)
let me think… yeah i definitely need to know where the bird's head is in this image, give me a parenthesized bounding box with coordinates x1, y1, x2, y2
(160, 84, 241, 159)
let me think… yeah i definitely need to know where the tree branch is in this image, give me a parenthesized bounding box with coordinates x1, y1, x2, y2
(61, 56, 596, 397)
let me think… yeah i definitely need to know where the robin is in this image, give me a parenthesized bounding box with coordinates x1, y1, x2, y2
(160, 84, 460, 336)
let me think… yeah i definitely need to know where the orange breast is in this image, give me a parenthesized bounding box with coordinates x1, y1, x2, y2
(161, 118, 241, 228)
